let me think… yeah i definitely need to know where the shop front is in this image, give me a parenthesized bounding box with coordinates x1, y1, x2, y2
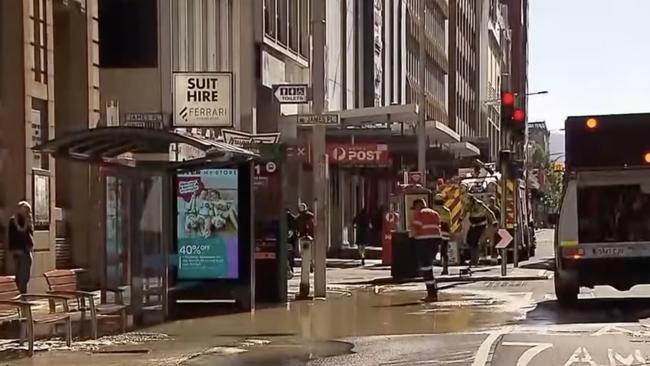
(34, 126, 258, 324)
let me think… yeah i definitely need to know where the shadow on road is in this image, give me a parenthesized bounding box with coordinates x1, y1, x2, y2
(524, 297, 650, 325)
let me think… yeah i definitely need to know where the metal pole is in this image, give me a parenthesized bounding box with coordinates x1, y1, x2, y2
(513, 176, 520, 268)
(417, 0, 427, 174)
(312, 0, 327, 298)
(499, 151, 509, 276)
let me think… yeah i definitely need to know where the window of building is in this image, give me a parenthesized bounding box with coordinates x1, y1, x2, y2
(99, 0, 158, 68)
(32, 0, 47, 83)
(299, 0, 310, 58)
(264, 0, 276, 37)
(31, 98, 49, 170)
(289, 0, 299, 51)
(277, 0, 288, 45)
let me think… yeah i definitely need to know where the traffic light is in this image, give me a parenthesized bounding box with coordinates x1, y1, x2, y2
(513, 109, 525, 123)
(500, 91, 515, 127)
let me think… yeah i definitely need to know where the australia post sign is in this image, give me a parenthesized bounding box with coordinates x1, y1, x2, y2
(327, 144, 391, 166)
(173, 72, 233, 128)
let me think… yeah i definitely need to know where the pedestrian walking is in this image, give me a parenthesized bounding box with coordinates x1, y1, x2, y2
(296, 203, 315, 272)
(410, 198, 441, 302)
(8, 201, 34, 293)
(353, 207, 372, 266)
(286, 208, 298, 278)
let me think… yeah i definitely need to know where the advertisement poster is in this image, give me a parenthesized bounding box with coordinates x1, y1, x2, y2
(176, 169, 239, 279)
(32, 170, 50, 227)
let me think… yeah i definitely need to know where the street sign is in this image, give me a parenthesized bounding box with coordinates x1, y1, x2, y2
(296, 114, 340, 126)
(220, 129, 280, 146)
(122, 112, 165, 129)
(272, 84, 310, 104)
(495, 228, 513, 249)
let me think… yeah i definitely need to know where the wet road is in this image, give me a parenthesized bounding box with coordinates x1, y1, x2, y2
(10, 229, 650, 365)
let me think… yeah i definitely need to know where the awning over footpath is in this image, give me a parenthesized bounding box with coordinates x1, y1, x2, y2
(446, 141, 481, 158)
(33, 127, 258, 169)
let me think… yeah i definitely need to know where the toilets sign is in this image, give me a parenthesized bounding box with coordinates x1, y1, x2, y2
(173, 72, 233, 127)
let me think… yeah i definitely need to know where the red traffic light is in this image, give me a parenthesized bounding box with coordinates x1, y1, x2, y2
(502, 92, 515, 106)
(513, 109, 525, 122)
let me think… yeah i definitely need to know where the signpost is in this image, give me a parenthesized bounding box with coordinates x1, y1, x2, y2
(173, 72, 233, 127)
(122, 112, 164, 129)
(296, 114, 340, 127)
(496, 228, 514, 276)
(272, 84, 310, 104)
(220, 129, 280, 146)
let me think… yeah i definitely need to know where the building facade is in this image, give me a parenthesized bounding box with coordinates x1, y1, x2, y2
(0, 0, 100, 291)
(448, 0, 480, 138)
(478, 0, 510, 161)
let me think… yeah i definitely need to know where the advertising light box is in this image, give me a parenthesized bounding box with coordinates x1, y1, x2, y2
(175, 168, 239, 279)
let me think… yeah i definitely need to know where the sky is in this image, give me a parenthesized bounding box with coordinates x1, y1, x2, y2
(528, 0, 650, 132)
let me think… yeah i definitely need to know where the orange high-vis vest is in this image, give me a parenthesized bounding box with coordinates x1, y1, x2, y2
(412, 208, 441, 239)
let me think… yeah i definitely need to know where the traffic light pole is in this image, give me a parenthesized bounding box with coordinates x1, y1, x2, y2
(311, 0, 327, 299)
(499, 150, 510, 276)
(417, 0, 426, 174)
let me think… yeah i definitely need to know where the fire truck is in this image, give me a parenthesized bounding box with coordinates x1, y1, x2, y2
(554, 113, 650, 305)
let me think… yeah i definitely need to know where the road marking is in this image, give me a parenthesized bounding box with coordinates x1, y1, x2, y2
(592, 325, 645, 337)
(502, 342, 553, 366)
(563, 346, 598, 366)
(608, 349, 646, 365)
(471, 326, 512, 366)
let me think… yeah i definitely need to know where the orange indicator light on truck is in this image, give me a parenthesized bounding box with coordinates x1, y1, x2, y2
(644, 153, 650, 164)
(586, 118, 598, 129)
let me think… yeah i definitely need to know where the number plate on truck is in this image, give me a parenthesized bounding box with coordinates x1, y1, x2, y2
(592, 247, 625, 256)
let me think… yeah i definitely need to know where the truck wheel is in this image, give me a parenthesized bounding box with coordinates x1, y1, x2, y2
(555, 271, 579, 306)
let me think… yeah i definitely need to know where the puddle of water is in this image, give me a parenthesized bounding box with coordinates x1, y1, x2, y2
(188, 340, 354, 366)
(148, 289, 519, 343)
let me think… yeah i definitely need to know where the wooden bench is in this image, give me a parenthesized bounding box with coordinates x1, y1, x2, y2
(0, 276, 72, 356)
(43, 270, 128, 339)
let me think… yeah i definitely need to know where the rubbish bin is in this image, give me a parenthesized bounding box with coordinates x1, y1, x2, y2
(391, 231, 419, 280)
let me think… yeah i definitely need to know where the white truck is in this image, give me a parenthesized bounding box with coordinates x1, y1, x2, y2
(553, 113, 650, 305)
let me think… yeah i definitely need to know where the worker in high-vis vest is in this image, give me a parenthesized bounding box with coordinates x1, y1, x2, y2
(432, 194, 451, 275)
(410, 198, 441, 302)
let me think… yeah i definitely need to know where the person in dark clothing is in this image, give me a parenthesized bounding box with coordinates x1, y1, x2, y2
(353, 207, 372, 265)
(8, 201, 34, 293)
(296, 203, 315, 239)
(286, 209, 298, 277)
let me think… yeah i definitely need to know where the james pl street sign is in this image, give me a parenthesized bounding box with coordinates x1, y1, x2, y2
(273, 84, 310, 104)
(296, 114, 340, 126)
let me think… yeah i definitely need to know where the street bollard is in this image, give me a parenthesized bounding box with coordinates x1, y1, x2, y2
(501, 248, 507, 276)
(299, 237, 313, 298)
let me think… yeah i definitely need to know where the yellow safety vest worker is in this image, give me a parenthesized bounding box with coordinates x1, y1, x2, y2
(432, 204, 451, 240)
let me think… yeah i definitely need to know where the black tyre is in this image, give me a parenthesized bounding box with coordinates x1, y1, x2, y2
(555, 271, 579, 307)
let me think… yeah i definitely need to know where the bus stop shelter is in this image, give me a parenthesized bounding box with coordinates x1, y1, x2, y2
(34, 126, 258, 324)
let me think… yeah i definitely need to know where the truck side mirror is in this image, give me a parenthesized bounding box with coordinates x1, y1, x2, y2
(548, 213, 559, 226)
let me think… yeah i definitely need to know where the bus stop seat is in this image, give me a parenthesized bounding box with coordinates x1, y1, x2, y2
(0, 275, 72, 356)
(43, 269, 128, 339)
